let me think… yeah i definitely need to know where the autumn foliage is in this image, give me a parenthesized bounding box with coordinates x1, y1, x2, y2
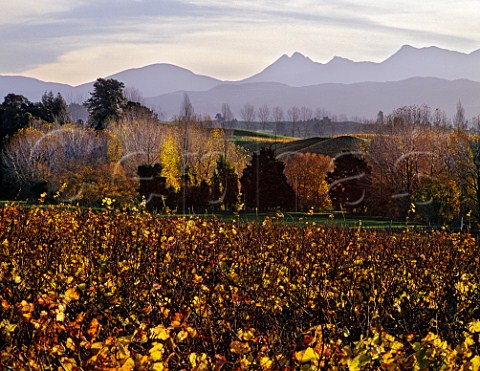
(1, 203, 480, 369)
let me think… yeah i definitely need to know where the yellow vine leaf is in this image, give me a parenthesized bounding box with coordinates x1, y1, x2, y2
(150, 324, 170, 341)
(349, 354, 371, 371)
(149, 342, 165, 361)
(66, 337, 75, 351)
(65, 288, 80, 302)
(176, 329, 189, 343)
(468, 321, 480, 333)
(471, 356, 480, 371)
(152, 362, 164, 371)
(118, 357, 135, 371)
(260, 356, 273, 370)
(189, 352, 209, 369)
(295, 347, 317, 363)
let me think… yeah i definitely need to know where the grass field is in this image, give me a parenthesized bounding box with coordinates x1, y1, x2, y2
(228, 129, 368, 158)
(228, 129, 297, 151)
(192, 211, 415, 229)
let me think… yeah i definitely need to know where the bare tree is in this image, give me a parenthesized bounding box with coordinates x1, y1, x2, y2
(111, 117, 165, 176)
(272, 106, 284, 123)
(314, 108, 330, 120)
(366, 105, 447, 218)
(2, 128, 46, 192)
(221, 103, 234, 128)
(433, 108, 448, 128)
(258, 104, 270, 131)
(123, 86, 144, 104)
(300, 106, 313, 122)
(240, 104, 256, 130)
(454, 100, 467, 131)
(300, 106, 313, 138)
(180, 93, 194, 119)
(2, 125, 119, 200)
(272, 106, 284, 135)
(287, 106, 300, 137)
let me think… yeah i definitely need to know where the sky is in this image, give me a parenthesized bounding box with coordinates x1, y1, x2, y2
(1, 0, 479, 86)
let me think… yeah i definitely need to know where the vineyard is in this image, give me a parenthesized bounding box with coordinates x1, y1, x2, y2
(1, 203, 480, 370)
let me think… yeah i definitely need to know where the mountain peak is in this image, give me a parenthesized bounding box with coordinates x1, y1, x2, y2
(399, 44, 416, 51)
(291, 51, 308, 60)
(393, 44, 468, 57)
(276, 52, 312, 62)
(328, 56, 354, 64)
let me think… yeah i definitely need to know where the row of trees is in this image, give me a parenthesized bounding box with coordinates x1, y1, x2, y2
(326, 104, 480, 226)
(0, 79, 251, 211)
(2, 78, 480, 227)
(0, 79, 339, 213)
(218, 103, 334, 127)
(217, 103, 341, 137)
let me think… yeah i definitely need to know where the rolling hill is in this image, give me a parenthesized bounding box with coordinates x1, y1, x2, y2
(273, 136, 365, 158)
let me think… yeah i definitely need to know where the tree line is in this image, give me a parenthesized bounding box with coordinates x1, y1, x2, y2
(328, 103, 480, 227)
(0, 78, 334, 214)
(1, 78, 480, 228)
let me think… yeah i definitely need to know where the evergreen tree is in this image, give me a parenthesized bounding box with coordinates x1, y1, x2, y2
(0, 94, 34, 198)
(240, 147, 295, 211)
(0, 94, 32, 141)
(37, 91, 70, 124)
(137, 164, 172, 211)
(326, 153, 371, 213)
(84, 78, 126, 130)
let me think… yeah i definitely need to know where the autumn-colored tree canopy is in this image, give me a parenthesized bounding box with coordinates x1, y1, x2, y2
(283, 152, 332, 211)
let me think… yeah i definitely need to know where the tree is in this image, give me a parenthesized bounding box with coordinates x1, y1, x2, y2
(300, 106, 313, 138)
(160, 135, 182, 192)
(0, 94, 33, 141)
(1, 124, 134, 204)
(300, 106, 313, 122)
(137, 163, 172, 210)
(272, 106, 284, 134)
(258, 104, 270, 131)
(327, 153, 371, 213)
(123, 86, 144, 104)
(454, 100, 467, 131)
(180, 93, 194, 120)
(122, 101, 158, 122)
(1, 127, 45, 198)
(365, 106, 455, 220)
(283, 152, 332, 211)
(210, 155, 240, 211)
(84, 78, 126, 130)
(38, 91, 70, 125)
(67, 103, 89, 126)
(221, 103, 234, 128)
(111, 116, 164, 177)
(287, 106, 300, 137)
(447, 126, 480, 224)
(239, 104, 256, 130)
(240, 147, 295, 211)
(433, 108, 448, 128)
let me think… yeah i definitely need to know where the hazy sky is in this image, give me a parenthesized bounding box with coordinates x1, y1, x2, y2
(1, 0, 479, 85)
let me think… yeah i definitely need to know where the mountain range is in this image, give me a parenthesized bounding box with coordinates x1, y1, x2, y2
(1, 45, 480, 120)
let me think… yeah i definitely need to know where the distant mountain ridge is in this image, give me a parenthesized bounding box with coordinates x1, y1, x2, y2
(242, 45, 480, 85)
(0, 63, 223, 103)
(1, 45, 480, 119)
